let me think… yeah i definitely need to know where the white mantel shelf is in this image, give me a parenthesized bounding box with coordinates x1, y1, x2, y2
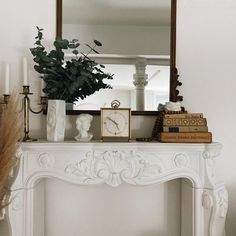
(6, 141, 227, 236)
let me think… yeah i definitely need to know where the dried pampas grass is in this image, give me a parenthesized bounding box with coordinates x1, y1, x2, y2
(0, 94, 22, 210)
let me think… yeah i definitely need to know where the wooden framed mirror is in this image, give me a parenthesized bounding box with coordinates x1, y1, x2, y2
(56, 0, 182, 115)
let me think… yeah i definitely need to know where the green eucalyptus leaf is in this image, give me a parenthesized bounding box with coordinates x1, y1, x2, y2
(71, 39, 79, 43)
(35, 40, 41, 45)
(68, 43, 80, 49)
(68, 44, 76, 49)
(72, 49, 79, 55)
(94, 40, 102, 46)
(94, 67, 103, 73)
(38, 32, 43, 40)
(54, 39, 69, 49)
(49, 50, 59, 57)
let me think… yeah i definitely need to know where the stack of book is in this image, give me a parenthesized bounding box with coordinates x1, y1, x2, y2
(156, 112, 212, 143)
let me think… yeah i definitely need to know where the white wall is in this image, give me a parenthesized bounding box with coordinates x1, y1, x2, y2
(177, 1, 236, 235)
(0, 0, 56, 140)
(0, 0, 236, 235)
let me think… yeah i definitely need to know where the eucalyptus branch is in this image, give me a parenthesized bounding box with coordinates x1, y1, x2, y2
(85, 45, 98, 57)
(30, 27, 113, 103)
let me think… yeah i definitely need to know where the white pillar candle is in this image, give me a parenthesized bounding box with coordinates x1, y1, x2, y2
(23, 57, 29, 86)
(41, 79, 46, 96)
(4, 63, 10, 95)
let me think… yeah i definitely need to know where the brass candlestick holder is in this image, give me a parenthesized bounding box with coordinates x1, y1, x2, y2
(20, 85, 47, 142)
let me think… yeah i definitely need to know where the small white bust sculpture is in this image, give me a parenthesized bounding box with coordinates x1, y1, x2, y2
(74, 114, 93, 142)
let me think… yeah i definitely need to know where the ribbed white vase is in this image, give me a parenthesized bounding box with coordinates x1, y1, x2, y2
(47, 100, 65, 142)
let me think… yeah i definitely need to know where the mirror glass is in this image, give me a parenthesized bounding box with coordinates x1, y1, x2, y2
(61, 0, 172, 113)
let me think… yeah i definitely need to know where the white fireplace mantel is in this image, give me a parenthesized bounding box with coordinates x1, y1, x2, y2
(6, 141, 227, 236)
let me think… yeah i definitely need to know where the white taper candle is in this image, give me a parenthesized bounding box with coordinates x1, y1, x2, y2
(4, 63, 10, 95)
(23, 57, 29, 86)
(41, 79, 46, 96)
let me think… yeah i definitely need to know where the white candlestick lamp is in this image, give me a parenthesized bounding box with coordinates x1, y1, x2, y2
(23, 57, 29, 86)
(41, 79, 46, 97)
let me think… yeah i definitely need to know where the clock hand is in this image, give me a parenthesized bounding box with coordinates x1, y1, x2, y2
(107, 117, 120, 130)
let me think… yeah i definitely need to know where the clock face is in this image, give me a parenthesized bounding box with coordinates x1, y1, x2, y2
(101, 108, 130, 139)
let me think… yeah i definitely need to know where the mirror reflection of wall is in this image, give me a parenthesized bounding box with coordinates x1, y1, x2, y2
(63, 24, 170, 55)
(62, 0, 171, 111)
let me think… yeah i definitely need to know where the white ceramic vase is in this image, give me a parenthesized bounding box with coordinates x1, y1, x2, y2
(47, 100, 66, 142)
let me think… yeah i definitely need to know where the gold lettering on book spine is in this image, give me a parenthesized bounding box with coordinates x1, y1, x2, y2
(158, 132, 212, 143)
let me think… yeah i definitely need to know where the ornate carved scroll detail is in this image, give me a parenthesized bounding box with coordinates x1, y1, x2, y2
(202, 144, 222, 189)
(202, 149, 221, 159)
(202, 188, 228, 216)
(12, 192, 23, 211)
(65, 151, 163, 187)
(202, 191, 213, 209)
(201, 187, 228, 236)
(173, 153, 189, 168)
(217, 188, 228, 218)
(38, 153, 55, 168)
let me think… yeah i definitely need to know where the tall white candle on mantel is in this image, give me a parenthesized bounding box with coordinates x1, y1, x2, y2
(4, 63, 10, 95)
(41, 79, 46, 96)
(23, 57, 29, 86)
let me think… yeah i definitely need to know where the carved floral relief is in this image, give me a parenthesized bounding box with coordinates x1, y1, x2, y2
(65, 150, 163, 187)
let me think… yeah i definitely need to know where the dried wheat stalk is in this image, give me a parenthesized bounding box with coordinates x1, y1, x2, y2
(0, 94, 22, 210)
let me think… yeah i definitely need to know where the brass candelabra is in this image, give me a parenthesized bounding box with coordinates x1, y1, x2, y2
(20, 85, 47, 142)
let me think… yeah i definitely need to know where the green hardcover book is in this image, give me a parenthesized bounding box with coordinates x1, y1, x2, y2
(163, 126, 208, 132)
